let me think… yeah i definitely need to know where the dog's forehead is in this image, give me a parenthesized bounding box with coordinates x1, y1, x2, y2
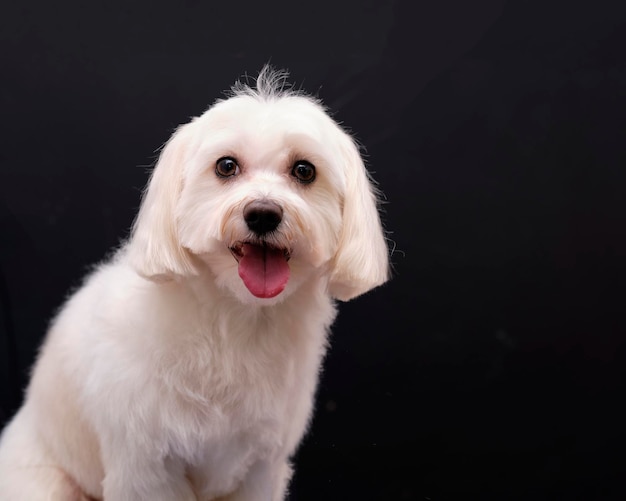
(182, 94, 350, 192)
(201, 95, 333, 139)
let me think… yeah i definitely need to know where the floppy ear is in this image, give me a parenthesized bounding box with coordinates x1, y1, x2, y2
(328, 133, 389, 301)
(126, 122, 198, 281)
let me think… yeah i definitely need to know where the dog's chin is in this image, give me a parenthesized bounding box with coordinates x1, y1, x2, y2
(223, 267, 302, 308)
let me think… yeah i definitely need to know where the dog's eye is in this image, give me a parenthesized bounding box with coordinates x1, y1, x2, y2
(291, 161, 316, 184)
(216, 157, 240, 178)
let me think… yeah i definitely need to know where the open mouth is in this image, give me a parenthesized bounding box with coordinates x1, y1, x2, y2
(229, 242, 291, 299)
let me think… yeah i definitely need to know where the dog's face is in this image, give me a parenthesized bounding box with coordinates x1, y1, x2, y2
(176, 95, 347, 304)
(127, 72, 389, 303)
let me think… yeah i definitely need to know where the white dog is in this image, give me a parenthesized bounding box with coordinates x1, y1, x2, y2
(0, 66, 389, 500)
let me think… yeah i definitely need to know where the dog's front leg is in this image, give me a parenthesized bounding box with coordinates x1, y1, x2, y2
(222, 458, 292, 501)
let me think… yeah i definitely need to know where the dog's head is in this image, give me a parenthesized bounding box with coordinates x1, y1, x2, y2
(126, 67, 389, 303)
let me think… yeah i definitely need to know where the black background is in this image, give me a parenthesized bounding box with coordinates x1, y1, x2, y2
(1, 1, 625, 499)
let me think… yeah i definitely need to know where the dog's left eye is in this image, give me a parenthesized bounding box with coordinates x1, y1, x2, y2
(216, 157, 240, 178)
(291, 161, 316, 184)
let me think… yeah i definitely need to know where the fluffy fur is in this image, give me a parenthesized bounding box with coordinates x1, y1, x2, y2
(0, 66, 389, 500)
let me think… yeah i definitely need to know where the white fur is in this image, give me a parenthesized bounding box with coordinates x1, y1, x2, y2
(0, 67, 389, 500)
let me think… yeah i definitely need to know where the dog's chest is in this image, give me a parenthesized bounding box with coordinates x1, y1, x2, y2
(154, 313, 321, 494)
(183, 424, 279, 498)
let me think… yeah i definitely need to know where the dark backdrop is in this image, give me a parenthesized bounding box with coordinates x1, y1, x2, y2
(1, 1, 625, 499)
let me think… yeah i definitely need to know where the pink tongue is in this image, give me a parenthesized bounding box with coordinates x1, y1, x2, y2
(238, 244, 290, 298)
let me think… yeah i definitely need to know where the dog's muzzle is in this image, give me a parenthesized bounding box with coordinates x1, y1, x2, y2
(230, 200, 290, 299)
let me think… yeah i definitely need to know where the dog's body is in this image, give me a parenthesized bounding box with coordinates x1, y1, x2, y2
(0, 67, 388, 500)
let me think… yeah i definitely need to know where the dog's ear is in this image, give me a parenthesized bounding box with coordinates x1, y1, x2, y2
(328, 134, 389, 301)
(126, 123, 198, 281)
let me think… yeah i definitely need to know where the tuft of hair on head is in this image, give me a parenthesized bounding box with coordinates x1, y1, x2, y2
(229, 64, 303, 101)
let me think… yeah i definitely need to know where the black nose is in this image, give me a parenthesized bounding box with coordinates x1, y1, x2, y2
(244, 200, 283, 235)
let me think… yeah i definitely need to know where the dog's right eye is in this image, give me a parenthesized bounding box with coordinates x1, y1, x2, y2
(215, 157, 240, 178)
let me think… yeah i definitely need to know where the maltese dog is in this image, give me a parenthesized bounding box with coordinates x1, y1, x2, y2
(0, 66, 389, 500)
